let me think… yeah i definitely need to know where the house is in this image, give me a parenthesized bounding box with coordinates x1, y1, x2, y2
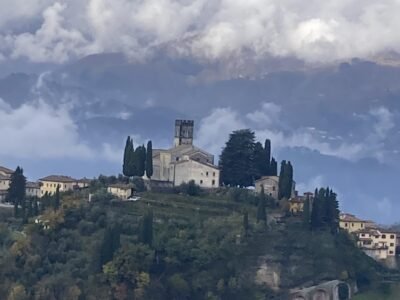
(289, 198, 304, 214)
(76, 178, 91, 189)
(255, 176, 296, 200)
(26, 182, 41, 198)
(0, 166, 13, 177)
(149, 120, 220, 188)
(356, 228, 397, 259)
(0, 166, 13, 193)
(0, 174, 11, 192)
(339, 213, 368, 233)
(107, 184, 135, 200)
(39, 175, 77, 196)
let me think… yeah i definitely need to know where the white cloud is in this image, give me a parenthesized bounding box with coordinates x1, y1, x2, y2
(0, 98, 92, 158)
(196, 102, 396, 162)
(2, 0, 400, 65)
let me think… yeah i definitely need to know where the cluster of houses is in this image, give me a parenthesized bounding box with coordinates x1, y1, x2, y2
(0, 166, 91, 201)
(339, 213, 398, 260)
(255, 176, 399, 262)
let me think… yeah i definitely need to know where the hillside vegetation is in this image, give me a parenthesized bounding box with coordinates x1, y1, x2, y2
(0, 184, 390, 299)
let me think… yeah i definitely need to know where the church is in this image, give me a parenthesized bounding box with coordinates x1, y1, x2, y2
(150, 120, 220, 188)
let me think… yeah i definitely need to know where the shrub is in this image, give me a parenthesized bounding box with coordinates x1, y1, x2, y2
(179, 180, 201, 196)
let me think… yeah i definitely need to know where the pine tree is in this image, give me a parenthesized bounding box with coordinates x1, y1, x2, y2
(146, 140, 153, 179)
(257, 186, 267, 225)
(122, 136, 131, 176)
(8, 167, 26, 218)
(219, 129, 256, 187)
(54, 185, 60, 210)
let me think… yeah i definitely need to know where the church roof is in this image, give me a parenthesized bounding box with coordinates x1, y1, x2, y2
(0, 166, 13, 175)
(175, 158, 219, 170)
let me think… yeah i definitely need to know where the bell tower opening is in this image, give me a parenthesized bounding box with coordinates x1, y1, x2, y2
(174, 120, 194, 147)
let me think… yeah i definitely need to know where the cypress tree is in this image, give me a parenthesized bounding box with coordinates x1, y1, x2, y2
(33, 199, 39, 216)
(146, 140, 153, 179)
(254, 142, 266, 180)
(243, 211, 249, 237)
(54, 184, 60, 210)
(270, 157, 278, 176)
(99, 224, 121, 270)
(303, 196, 311, 229)
(140, 209, 153, 246)
(8, 167, 26, 218)
(278, 161, 286, 199)
(257, 186, 267, 225)
(122, 136, 131, 176)
(286, 161, 294, 198)
(127, 139, 137, 177)
(136, 145, 146, 177)
(27, 198, 33, 218)
(264, 139, 271, 175)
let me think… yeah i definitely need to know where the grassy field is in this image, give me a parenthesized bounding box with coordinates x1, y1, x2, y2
(353, 283, 400, 300)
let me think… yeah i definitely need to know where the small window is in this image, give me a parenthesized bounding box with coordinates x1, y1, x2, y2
(390, 235, 395, 239)
(213, 172, 215, 177)
(272, 186, 276, 191)
(212, 180, 215, 185)
(389, 251, 394, 254)
(361, 234, 365, 237)
(200, 180, 203, 184)
(206, 172, 209, 176)
(382, 235, 386, 239)
(361, 223, 364, 228)
(345, 223, 348, 227)
(352, 223, 354, 227)
(390, 243, 394, 247)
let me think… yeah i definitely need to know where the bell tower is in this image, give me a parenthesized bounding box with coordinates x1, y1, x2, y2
(174, 120, 194, 147)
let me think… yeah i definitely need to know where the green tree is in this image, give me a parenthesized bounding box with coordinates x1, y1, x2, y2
(257, 186, 267, 225)
(243, 211, 249, 237)
(127, 139, 138, 177)
(264, 139, 271, 175)
(146, 140, 153, 179)
(122, 136, 131, 177)
(278, 160, 293, 199)
(54, 184, 60, 210)
(136, 145, 146, 177)
(270, 157, 278, 176)
(33, 198, 39, 216)
(302, 196, 311, 229)
(7, 167, 26, 219)
(140, 210, 153, 246)
(220, 129, 256, 187)
(254, 142, 268, 180)
(99, 225, 121, 269)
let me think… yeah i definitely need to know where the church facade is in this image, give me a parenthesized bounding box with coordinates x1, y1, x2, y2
(150, 120, 220, 188)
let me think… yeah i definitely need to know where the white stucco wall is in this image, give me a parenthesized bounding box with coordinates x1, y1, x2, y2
(174, 160, 219, 188)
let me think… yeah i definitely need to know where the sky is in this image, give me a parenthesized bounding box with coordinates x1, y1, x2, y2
(0, 1, 399, 224)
